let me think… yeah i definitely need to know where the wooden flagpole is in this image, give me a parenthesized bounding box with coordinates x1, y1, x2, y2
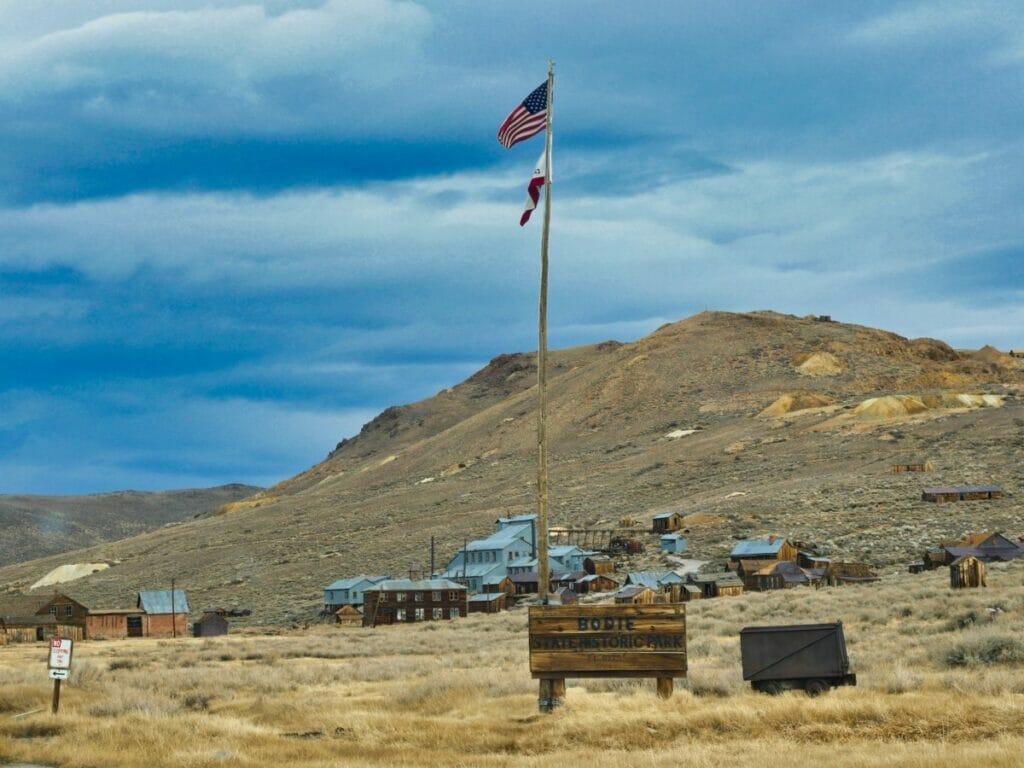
(536, 60, 555, 605)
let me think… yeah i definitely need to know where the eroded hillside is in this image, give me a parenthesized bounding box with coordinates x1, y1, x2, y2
(1, 311, 1021, 622)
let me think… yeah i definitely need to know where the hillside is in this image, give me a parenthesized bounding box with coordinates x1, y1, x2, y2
(0, 311, 1022, 622)
(0, 484, 261, 568)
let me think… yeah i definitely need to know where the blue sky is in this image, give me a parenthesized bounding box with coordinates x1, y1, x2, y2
(1, 0, 1023, 494)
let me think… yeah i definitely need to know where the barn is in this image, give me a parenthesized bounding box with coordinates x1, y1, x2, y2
(0, 593, 87, 643)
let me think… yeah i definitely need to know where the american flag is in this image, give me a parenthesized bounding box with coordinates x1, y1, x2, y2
(497, 81, 548, 149)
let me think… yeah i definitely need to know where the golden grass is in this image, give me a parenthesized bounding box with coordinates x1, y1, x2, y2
(3, 565, 1024, 767)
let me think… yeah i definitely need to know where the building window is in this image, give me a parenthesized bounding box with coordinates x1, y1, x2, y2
(49, 606, 57, 616)
(379, 592, 389, 601)
(414, 592, 424, 602)
(449, 607, 460, 619)
(396, 608, 406, 621)
(431, 591, 442, 601)
(414, 608, 424, 621)
(65, 605, 73, 617)
(396, 592, 406, 601)
(432, 608, 443, 619)
(449, 591, 460, 600)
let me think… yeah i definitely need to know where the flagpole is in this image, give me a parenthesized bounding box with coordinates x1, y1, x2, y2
(536, 60, 554, 605)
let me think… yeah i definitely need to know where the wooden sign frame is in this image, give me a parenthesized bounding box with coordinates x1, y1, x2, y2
(528, 604, 686, 708)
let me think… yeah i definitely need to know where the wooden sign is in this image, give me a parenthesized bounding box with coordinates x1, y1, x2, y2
(529, 604, 686, 678)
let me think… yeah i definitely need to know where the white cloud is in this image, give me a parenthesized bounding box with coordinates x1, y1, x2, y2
(0, 0, 432, 132)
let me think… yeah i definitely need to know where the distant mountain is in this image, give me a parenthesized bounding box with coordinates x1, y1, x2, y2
(0, 484, 261, 567)
(0, 311, 1021, 623)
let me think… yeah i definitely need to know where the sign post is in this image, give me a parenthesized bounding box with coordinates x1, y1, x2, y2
(47, 638, 73, 714)
(528, 604, 686, 711)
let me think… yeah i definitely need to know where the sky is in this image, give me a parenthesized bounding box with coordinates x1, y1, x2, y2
(1, 1, 1023, 495)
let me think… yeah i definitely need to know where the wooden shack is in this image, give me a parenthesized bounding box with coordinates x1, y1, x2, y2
(614, 586, 656, 605)
(890, 462, 934, 473)
(509, 572, 539, 595)
(193, 612, 229, 637)
(950, 555, 986, 589)
(652, 511, 685, 533)
(583, 555, 615, 576)
(922, 486, 1003, 503)
(334, 605, 363, 626)
(575, 574, 619, 594)
(468, 593, 508, 613)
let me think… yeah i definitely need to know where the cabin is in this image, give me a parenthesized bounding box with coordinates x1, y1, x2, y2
(137, 590, 190, 638)
(743, 560, 816, 591)
(925, 531, 1024, 568)
(652, 511, 685, 533)
(550, 571, 583, 591)
(950, 555, 986, 589)
(575, 574, 619, 594)
(688, 572, 744, 599)
(482, 575, 516, 597)
(614, 586, 657, 605)
(468, 593, 508, 614)
(728, 537, 798, 568)
(659, 534, 688, 554)
(922, 486, 1003, 503)
(0, 593, 87, 643)
(626, 571, 684, 593)
(362, 579, 468, 627)
(334, 605, 363, 626)
(509, 572, 539, 595)
(583, 555, 615, 576)
(192, 612, 229, 638)
(323, 575, 388, 612)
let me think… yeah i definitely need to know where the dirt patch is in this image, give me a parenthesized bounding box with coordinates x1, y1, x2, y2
(795, 352, 843, 376)
(31, 563, 110, 590)
(759, 393, 837, 417)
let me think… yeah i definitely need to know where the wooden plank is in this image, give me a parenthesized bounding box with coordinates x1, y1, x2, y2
(529, 604, 686, 678)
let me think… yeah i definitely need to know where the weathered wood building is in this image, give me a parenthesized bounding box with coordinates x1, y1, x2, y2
(921, 486, 1003, 503)
(334, 605, 363, 626)
(614, 586, 657, 605)
(652, 511, 685, 533)
(468, 593, 507, 614)
(362, 579, 468, 627)
(0, 593, 87, 643)
(728, 537, 798, 569)
(950, 555, 986, 589)
(583, 555, 615, 576)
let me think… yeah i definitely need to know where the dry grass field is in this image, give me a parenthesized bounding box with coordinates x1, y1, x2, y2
(3, 563, 1024, 767)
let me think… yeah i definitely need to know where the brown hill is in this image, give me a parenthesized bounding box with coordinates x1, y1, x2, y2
(0, 484, 261, 568)
(0, 311, 1021, 623)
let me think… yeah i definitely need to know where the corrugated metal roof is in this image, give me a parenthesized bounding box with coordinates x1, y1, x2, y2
(442, 563, 504, 579)
(652, 512, 678, 520)
(325, 575, 387, 591)
(496, 514, 537, 524)
(367, 579, 466, 591)
(138, 590, 190, 615)
(465, 530, 532, 550)
(468, 593, 505, 603)
(730, 539, 785, 557)
(924, 486, 1002, 494)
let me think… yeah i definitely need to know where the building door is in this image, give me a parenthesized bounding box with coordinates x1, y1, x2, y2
(35, 627, 44, 641)
(127, 615, 143, 637)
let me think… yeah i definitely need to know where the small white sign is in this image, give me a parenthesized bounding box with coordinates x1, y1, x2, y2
(48, 638, 73, 670)
(48, 668, 69, 680)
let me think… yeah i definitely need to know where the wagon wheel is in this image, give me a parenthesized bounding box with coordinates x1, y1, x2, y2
(755, 681, 783, 695)
(804, 679, 829, 697)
